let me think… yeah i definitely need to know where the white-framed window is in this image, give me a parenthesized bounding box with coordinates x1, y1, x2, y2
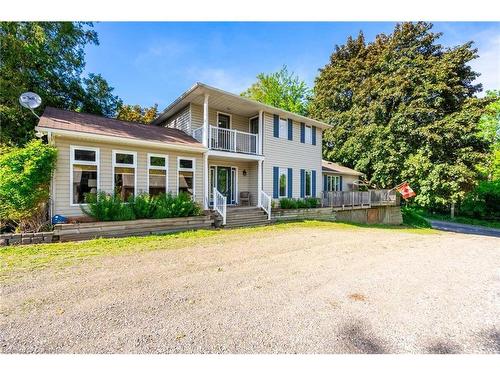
(70, 146, 100, 205)
(147, 153, 168, 197)
(304, 124, 312, 144)
(279, 167, 288, 198)
(305, 170, 312, 197)
(112, 150, 137, 200)
(327, 175, 341, 191)
(279, 118, 288, 139)
(177, 157, 195, 198)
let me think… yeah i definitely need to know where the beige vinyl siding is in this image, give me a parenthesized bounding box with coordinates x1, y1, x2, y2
(53, 136, 204, 217)
(191, 104, 251, 133)
(208, 158, 258, 206)
(262, 112, 323, 199)
(163, 105, 191, 134)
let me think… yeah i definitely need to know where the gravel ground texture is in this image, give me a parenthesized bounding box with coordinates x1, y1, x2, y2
(1, 225, 499, 354)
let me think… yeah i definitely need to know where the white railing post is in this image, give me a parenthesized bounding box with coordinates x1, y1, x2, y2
(214, 188, 227, 226)
(260, 190, 271, 221)
(257, 160, 263, 207)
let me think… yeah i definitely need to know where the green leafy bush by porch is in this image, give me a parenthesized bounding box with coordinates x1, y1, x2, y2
(82, 192, 203, 221)
(0, 140, 57, 231)
(278, 197, 320, 209)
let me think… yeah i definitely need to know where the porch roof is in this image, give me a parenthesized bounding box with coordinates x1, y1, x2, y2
(322, 160, 364, 176)
(152, 82, 332, 129)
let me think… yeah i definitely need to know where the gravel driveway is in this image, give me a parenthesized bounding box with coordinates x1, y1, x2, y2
(1, 224, 499, 354)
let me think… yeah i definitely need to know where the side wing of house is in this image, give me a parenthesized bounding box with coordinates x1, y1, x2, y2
(262, 114, 323, 200)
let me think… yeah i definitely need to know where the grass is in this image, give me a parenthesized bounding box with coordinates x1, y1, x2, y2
(0, 220, 437, 282)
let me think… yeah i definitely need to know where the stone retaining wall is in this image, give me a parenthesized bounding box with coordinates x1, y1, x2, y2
(0, 232, 54, 246)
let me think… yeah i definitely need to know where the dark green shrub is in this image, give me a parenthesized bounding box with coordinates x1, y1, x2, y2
(0, 140, 57, 231)
(82, 192, 202, 221)
(82, 192, 135, 221)
(460, 180, 500, 220)
(304, 197, 320, 208)
(401, 206, 431, 228)
(279, 198, 298, 209)
(279, 197, 320, 209)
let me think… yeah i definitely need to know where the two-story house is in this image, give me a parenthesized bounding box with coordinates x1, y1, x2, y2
(36, 82, 331, 226)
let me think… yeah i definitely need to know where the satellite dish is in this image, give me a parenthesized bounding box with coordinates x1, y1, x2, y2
(19, 92, 42, 109)
(19, 92, 42, 119)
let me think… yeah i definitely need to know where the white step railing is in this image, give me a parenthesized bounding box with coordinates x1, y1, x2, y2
(192, 127, 203, 143)
(214, 188, 227, 226)
(209, 125, 257, 154)
(260, 190, 272, 221)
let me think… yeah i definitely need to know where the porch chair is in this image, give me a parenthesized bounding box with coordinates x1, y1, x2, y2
(239, 191, 251, 206)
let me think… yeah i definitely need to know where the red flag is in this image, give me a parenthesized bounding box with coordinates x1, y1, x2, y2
(395, 182, 416, 200)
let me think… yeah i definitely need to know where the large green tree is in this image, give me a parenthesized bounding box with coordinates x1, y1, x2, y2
(477, 90, 500, 180)
(311, 22, 492, 209)
(242, 65, 310, 115)
(0, 22, 122, 146)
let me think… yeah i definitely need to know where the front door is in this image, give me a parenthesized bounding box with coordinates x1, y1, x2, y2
(211, 166, 237, 205)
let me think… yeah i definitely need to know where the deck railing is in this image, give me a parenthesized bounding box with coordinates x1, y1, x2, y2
(260, 190, 272, 221)
(214, 188, 227, 225)
(321, 189, 396, 209)
(210, 125, 257, 154)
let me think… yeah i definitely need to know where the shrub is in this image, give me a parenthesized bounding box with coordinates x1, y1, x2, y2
(401, 206, 431, 228)
(279, 197, 320, 209)
(460, 180, 500, 220)
(0, 140, 57, 231)
(82, 192, 202, 221)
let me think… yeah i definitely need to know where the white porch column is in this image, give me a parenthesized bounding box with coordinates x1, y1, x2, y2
(258, 109, 263, 154)
(203, 152, 209, 210)
(257, 159, 263, 207)
(203, 93, 209, 148)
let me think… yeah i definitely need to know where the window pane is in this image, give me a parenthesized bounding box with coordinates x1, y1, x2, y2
(279, 170, 287, 197)
(74, 149, 96, 162)
(179, 159, 193, 169)
(179, 170, 194, 197)
(114, 167, 135, 200)
(150, 156, 165, 167)
(305, 171, 311, 196)
(305, 126, 312, 144)
(149, 169, 166, 196)
(72, 165, 97, 204)
(218, 114, 230, 129)
(279, 119, 287, 138)
(115, 153, 134, 165)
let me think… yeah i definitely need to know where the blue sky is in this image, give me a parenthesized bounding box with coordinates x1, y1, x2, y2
(84, 22, 500, 109)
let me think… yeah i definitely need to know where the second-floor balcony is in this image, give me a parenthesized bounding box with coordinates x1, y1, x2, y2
(193, 125, 258, 155)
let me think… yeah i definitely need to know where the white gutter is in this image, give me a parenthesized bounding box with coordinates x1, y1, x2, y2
(35, 127, 208, 153)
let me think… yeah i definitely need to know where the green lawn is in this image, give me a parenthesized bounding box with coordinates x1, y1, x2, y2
(0, 221, 437, 282)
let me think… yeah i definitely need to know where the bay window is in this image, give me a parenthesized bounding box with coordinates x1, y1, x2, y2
(70, 146, 99, 205)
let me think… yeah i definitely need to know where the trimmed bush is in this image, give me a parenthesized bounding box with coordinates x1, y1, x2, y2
(278, 197, 320, 209)
(82, 192, 202, 221)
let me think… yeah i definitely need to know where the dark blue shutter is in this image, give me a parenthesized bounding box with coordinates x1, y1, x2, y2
(273, 115, 279, 138)
(323, 175, 327, 192)
(300, 123, 305, 143)
(339, 176, 343, 191)
(312, 126, 317, 145)
(288, 119, 293, 141)
(287, 168, 293, 197)
(300, 169, 305, 198)
(312, 170, 317, 197)
(273, 167, 279, 198)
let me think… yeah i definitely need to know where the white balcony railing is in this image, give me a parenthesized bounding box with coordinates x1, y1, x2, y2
(260, 190, 272, 221)
(210, 125, 257, 154)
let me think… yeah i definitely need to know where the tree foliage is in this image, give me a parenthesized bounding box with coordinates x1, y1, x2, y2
(0, 22, 122, 146)
(241, 65, 310, 115)
(477, 90, 500, 180)
(116, 103, 159, 124)
(0, 140, 57, 229)
(311, 22, 492, 209)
